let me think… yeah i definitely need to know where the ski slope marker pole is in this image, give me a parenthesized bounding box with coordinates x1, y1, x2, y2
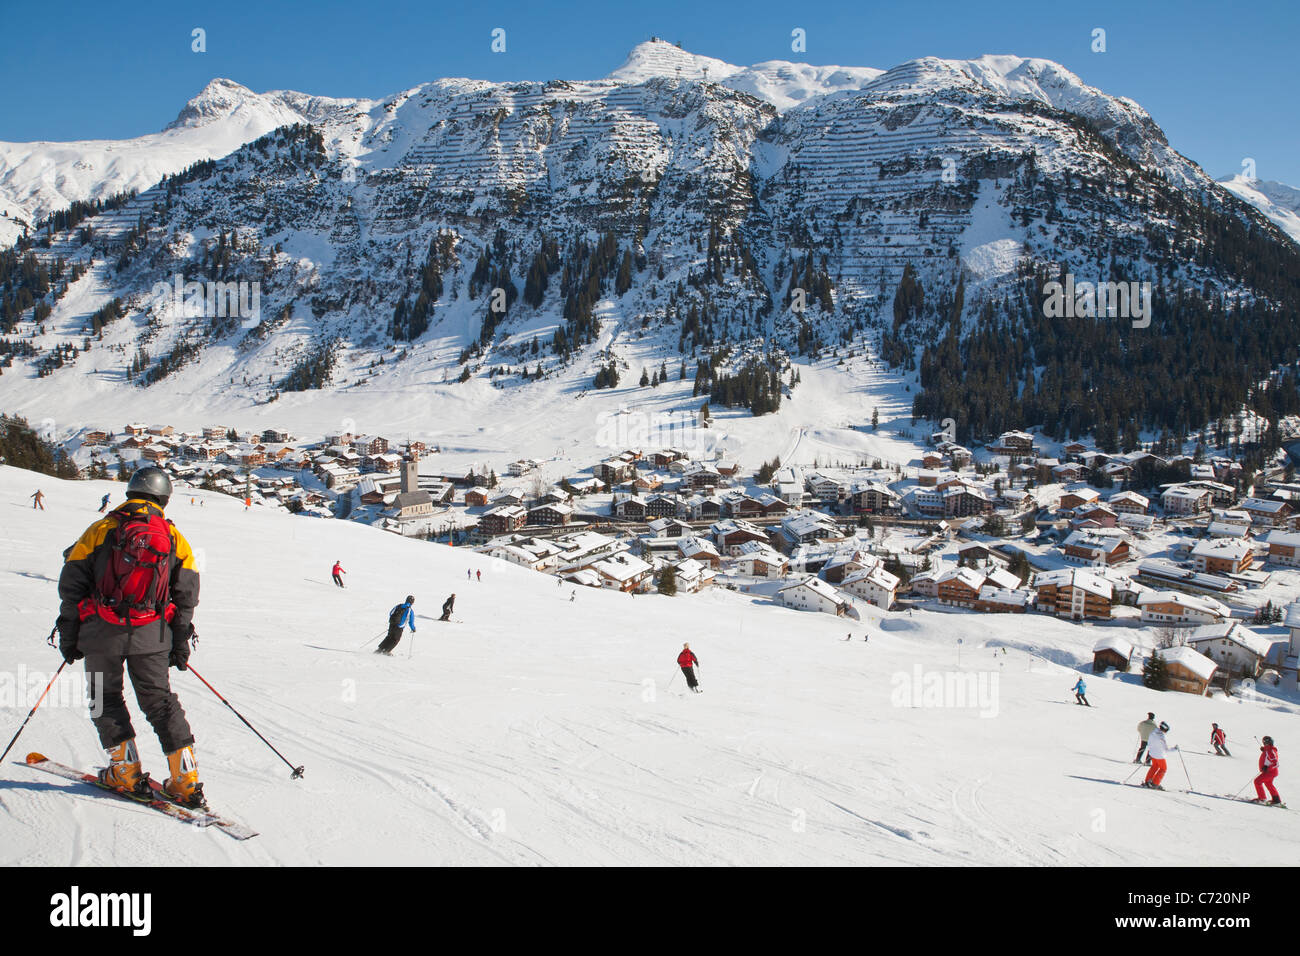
(186, 665, 305, 779)
(0, 659, 66, 765)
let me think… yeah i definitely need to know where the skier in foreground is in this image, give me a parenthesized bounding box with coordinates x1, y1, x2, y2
(1135, 712, 1156, 764)
(1071, 676, 1090, 707)
(332, 560, 346, 588)
(677, 643, 701, 693)
(378, 596, 416, 655)
(55, 467, 205, 807)
(1253, 736, 1281, 805)
(439, 593, 455, 622)
(1142, 721, 1172, 790)
(1211, 723, 1231, 757)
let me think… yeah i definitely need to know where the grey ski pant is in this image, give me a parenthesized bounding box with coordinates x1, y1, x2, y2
(84, 648, 194, 754)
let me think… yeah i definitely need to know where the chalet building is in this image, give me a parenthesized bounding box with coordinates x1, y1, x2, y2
(480, 505, 527, 536)
(1161, 486, 1212, 516)
(1186, 622, 1273, 679)
(352, 436, 389, 457)
(1032, 569, 1114, 620)
(850, 482, 903, 515)
(724, 493, 764, 519)
(1190, 539, 1253, 576)
(920, 452, 943, 470)
(1072, 504, 1118, 528)
(840, 564, 900, 610)
(1034, 459, 1060, 483)
(595, 459, 636, 485)
(776, 481, 804, 508)
(972, 586, 1032, 614)
(1240, 497, 1294, 528)
(685, 463, 724, 490)
(202, 425, 231, 440)
(947, 446, 973, 468)
(464, 488, 490, 508)
(779, 511, 843, 551)
(1052, 463, 1086, 483)
(733, 541, 789, 578)
(677, 536, 722, 569)
(937, 568, 986, 608)
(647, 517, 692, 538)
(1156, 646, 1218, 696)
(758, 494, 789, 517)
(1138, 591, 1230, 625)
(1108, 492, 1150, 515)
(613, 497, 646, 520)
(590, 553, 653, 592)
(777, 577, 849, 616)
(527, 503, 573, 527)
(821, 549, 877, 584)
(807, 474, 849, 501)
(261, 429, 291, 443)
(917, 470, 939, 488)
(1092, 635, 1134, 673)
(82, 429, 111, 445)
(652, 450, 685, 469)
(643, 494, 680, 519)
(1061, 530, 1130, 566)
(508, 459, 537, 477)
(943, 485, 993, 517)
(671, 558, 716, 593)
(684, 495, 724, 522)
(1059, 487, 1100, 512)
(633, 475, 664, 493)
(956, 542, 1009, 568)
(1265, 529, 1300, 566)
(368, 452, 404, 474)
(990, 430, 1035, 456)
(1062, 442, 1088, 460)
(713, 519, 772, 555)
(492, 490, 527, 508)
(124, 423, 150, 437)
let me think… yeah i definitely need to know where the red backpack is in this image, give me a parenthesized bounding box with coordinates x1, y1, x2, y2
(83, 508, 177, 628)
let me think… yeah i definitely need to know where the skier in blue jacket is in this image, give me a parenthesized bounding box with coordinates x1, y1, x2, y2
(1072, 676, 1090, 707)
(377, 596, 416, 655)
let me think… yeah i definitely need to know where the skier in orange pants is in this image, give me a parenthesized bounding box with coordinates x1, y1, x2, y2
(1142, 721, 1172, 789)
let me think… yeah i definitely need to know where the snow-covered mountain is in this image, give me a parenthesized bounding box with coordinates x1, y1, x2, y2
(3, 40, 1298, 449)
(3, 465, 1295, 865)
(0, 79, 368, 248)
(1218, 174, 1300, 245)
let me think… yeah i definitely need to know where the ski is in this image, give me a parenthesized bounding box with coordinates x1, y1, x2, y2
(23, 753, 258, 840)
(1185, 789, 1286, 809)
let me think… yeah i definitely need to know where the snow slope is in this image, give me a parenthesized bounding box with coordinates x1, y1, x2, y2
(1218, 174, 1300, 245)
(1, 465, 1294, 866)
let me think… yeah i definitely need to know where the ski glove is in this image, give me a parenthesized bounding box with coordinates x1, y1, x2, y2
(169, 625, 194, 671)
(56, 619, 83, 665)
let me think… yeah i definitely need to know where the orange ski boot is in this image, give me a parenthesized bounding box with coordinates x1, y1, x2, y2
(97, 739, 149, 796)
(162, 745, 206, 809)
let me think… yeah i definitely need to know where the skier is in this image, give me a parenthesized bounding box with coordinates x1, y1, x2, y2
(30, 489, 45, 510)
(467, 568, 472, 580)
(476, 569, 481, 582)
(55, 467, 205, 807)
(1071, 676, 1090, 707)
(1136, 713, 1156, 764)
(1142, 721, 1173, 789)
(98, 493, 111, 514)
(377, 596, 416, 655)
(439, 593, 455, 622)
(331, 561, 346, 588)
(1211, 723, 1231, 757)
(570, 590, 575, 602)
(845, 632, 852, 642)
(677, 643, 701, 693)
(1253, 736, 1281, 805)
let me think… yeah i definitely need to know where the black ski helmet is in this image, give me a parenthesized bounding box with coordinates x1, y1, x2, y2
(1212, 723, 1219, 728)
(1147, 712, 1155, 720)
(1263, 736, 1274, 746)
(406, 595, 415, 604)
(1159, 721, 1170, 732)
(127, 466, 172, 506)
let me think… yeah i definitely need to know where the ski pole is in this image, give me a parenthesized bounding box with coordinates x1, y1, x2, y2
(1176, 747, 1193, 789)
(1123, 763, 1145, 784)
(1, 659, 67, 765)
(186, 665, 305, 779)
(1231, 777, 1255, 799)
(667, 669, 678, 690)
(408, 631, 415, 659)
(358, 630, 385, 649)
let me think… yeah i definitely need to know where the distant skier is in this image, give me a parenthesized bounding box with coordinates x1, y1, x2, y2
(845, 632, 852, 642)
(1211, 723, 1231, 757)
(1071, 676, 1090, 707)
(1142, 721, 1173, 790)
(1136, 712, 1156, 764)
(332, 561, 346, 588)
(30, 489, 45, 510)
(677, 643, 701, 693)
(467, 568, 472, 580)
(378, 596, 416, 654)
(98, 493, 111, 514)
(55, 467, 205, 807)
(1253, 736, 1281, 805)
(570, 590, 575, 602)
(476, 569, 481, 582)
(439, 593, 455, 622)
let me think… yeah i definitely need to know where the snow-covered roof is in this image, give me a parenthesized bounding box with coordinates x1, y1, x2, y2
(1093, 635, 1134, 658)
(1137, 590, 1230, 617)
(1187, 622, 1274, 659)
(1159, 645, 1218, 682)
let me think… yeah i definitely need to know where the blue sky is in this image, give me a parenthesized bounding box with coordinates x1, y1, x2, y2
(2, 0, 1297, 184)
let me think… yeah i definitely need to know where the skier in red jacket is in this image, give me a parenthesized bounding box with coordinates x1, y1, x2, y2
(332, 561, 346, 588)
(1253, 736, 1281, 805)
(1211, 723, 1230, 757)
(677, 643, 701, 694)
